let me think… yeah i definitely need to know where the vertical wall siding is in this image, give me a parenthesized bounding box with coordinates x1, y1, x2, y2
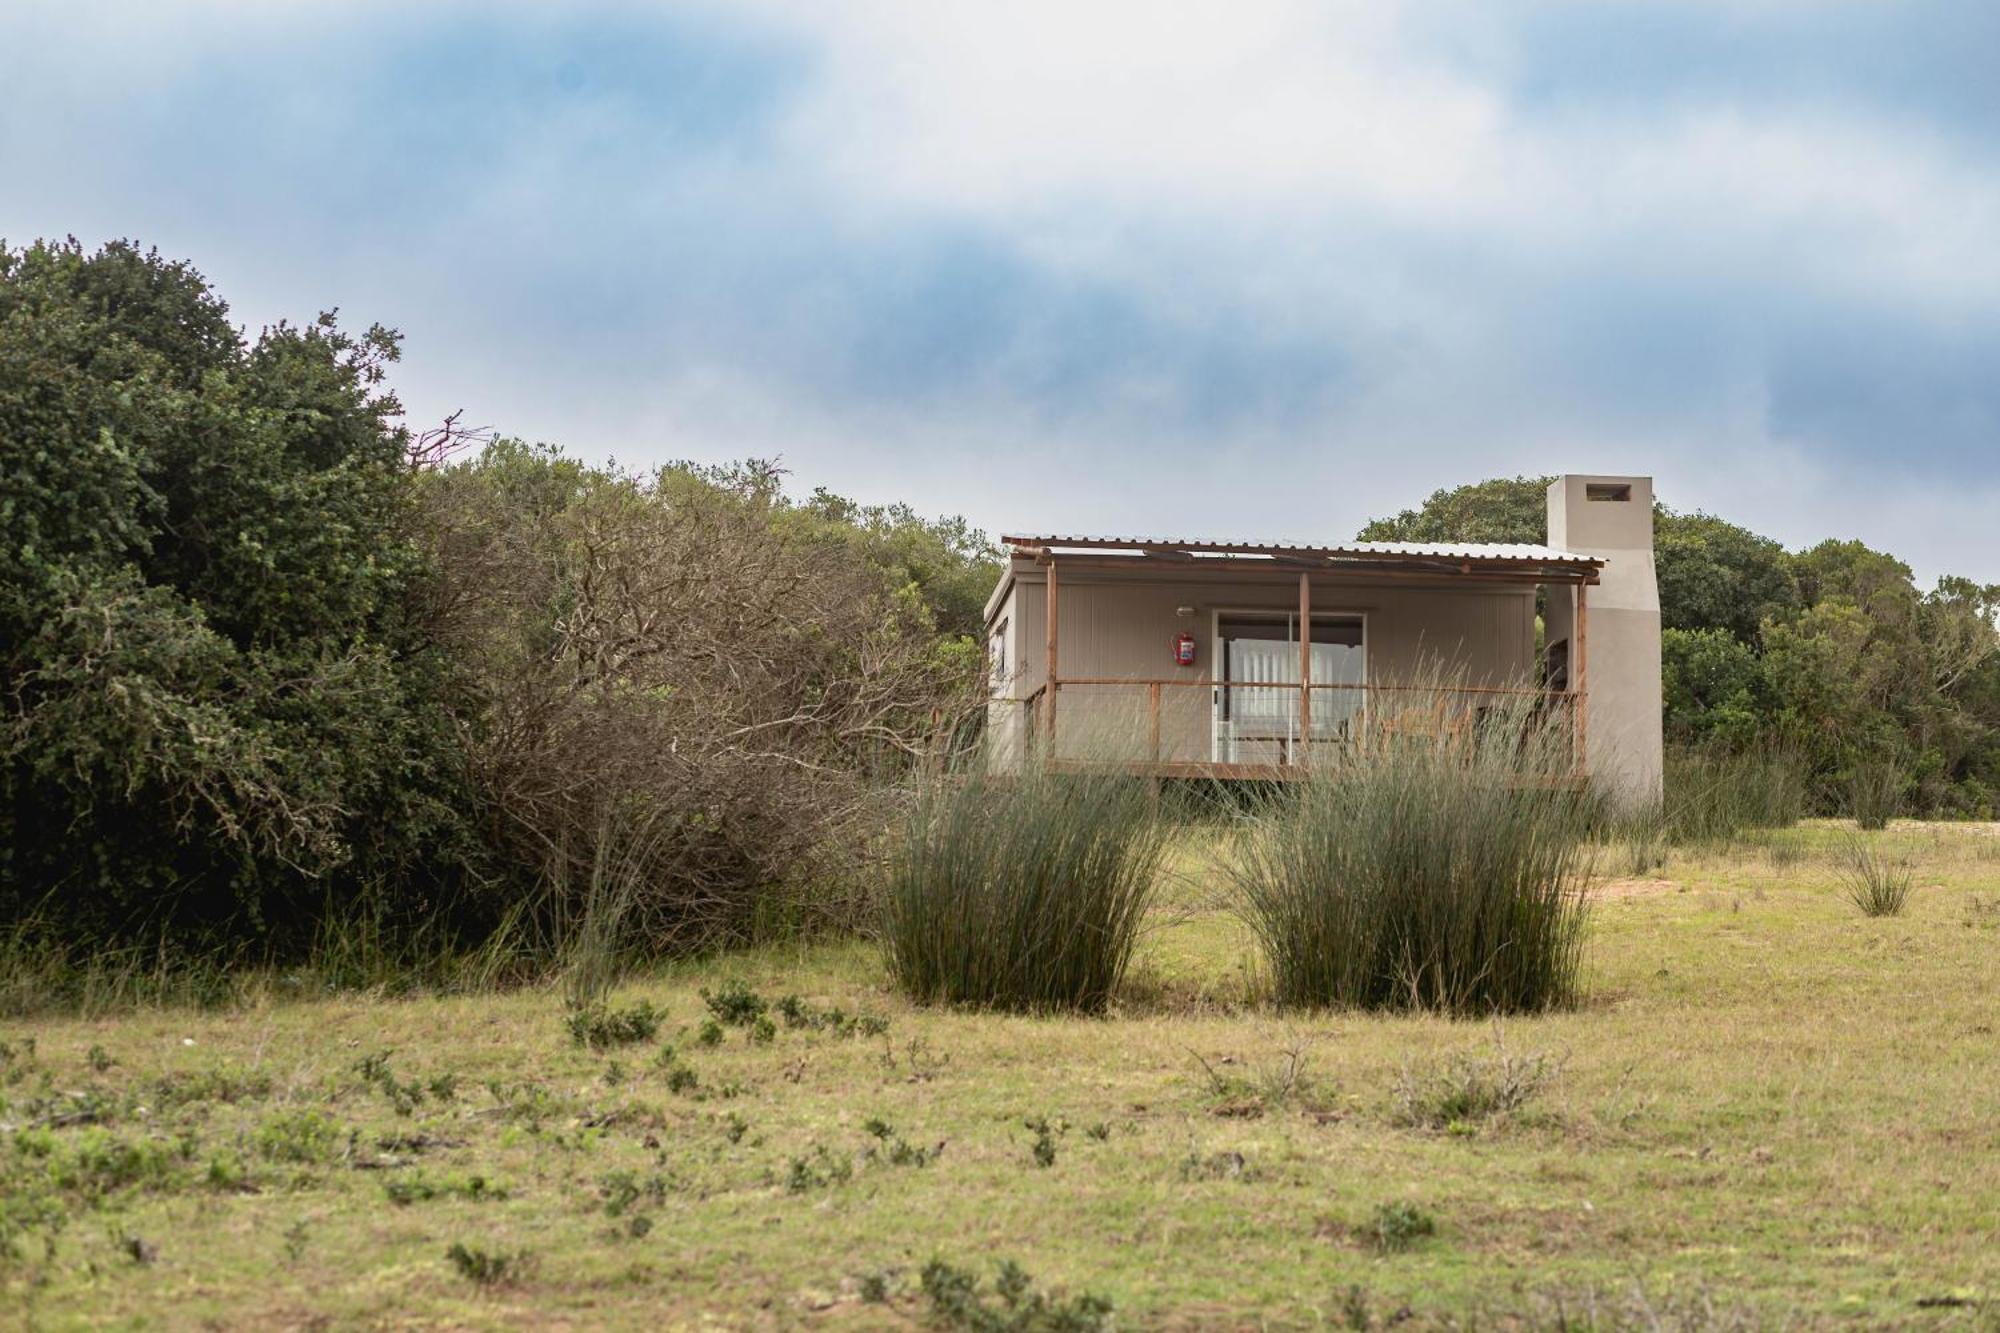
(996, 565, 1536, 765)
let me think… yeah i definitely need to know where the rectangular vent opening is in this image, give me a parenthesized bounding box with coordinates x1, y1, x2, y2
(1586, 483, 1632, 502)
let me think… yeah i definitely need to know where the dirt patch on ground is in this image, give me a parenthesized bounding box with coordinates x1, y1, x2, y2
(1591, 877, 1680, 901)
(1801, 817, 2000, 837)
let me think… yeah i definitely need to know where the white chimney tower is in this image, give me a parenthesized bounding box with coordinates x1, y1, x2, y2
(1545, 475, 1663, 810)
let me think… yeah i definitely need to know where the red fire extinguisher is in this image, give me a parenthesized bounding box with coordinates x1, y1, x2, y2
(1173, 631, 1197, 667)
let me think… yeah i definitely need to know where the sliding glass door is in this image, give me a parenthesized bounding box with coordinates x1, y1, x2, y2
(1213, 613, 1364, 762)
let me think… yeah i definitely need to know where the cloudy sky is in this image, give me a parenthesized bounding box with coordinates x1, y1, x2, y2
(5, 1, 1997, 581)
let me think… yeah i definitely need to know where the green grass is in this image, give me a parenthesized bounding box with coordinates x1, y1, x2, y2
(2, 823, 1997, 1327)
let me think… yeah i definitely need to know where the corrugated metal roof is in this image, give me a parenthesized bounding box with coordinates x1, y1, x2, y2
(999, 535, 1601, 565)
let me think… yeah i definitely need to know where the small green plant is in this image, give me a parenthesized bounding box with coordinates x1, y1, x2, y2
(1340, 1284, 1373, 1330)
(40, 1129, 196, 1200)
(1368, 1201, 1437, 1253)
(665, 1066, 698, 1095)
(1392, 1029, 1565, 1131)
(918, 1258, 1112, 1332)
(1083, 1122, 1110, 1142)
(1179, 1148, 1249, 1181)
(859, 1270, 891, 1303)
(722, 1112, 750, 1144)
(1836, 837, 1914, 917)
(565, 1000, 663, 1049)
(385, 1174, 506, 1206)
(748, 1015, 776, 1045)
(206, 1154, 250, 1191)
(353, 1050, 442, 1116)
(24, 1086, 119, 1128)
(282, 1218, 311, 1262)
(484, 1079, 569, 1128)
(702, 980, 768, 1027)
(696, 1019, 724, 1047)
(253, 1110, 347, 1165)
(863, 1118, 940, 1167)
(784, 1145, 854, 1193)
(147, 1066, 274, 1108)
(1023, 1115, 1064, 1168)
(85, 1045, 114, 1073)
(776, 995, 889, 1038)
(0, 1036, 39, 1086)
(598, 1169, 669, 1217)
(445, 1241, 528, 1285)
(1191, 1037, 1327, 1117)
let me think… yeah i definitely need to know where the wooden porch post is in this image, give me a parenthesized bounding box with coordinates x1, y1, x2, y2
(1297, 571, 1312, 767)
(1574, 580, 1589, 775)
(1148, 681, 1162, 765)
(1043, 557, 1059, 747)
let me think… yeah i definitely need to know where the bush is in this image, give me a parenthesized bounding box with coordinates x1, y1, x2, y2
(563, 1000, 662, 1049)
(1231, 695, 1592, 1015)
(1391, 1029, 1564, 1130)
(1368, 1201, 1437, 1252)
(917, 1258, 1112, 1332)
(0, 239, 481, 956)
(1835, 837, 1913, 917)
(424, 446, 986, 966)
(881, 764, 1165, 1012)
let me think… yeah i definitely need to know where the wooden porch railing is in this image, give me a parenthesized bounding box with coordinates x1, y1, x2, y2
(1013, 678, 1583, 779)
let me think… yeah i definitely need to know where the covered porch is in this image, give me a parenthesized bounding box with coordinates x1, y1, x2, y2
(986, 535, 1604, 781)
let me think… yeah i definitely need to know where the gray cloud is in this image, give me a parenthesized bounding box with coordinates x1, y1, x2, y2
(3, 1, 1995, 583)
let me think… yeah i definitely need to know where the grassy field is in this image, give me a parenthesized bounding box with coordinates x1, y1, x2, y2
(3, 821, 1997, 1330)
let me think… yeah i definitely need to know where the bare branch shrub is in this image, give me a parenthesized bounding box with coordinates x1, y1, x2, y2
(421, 447, 982, 960)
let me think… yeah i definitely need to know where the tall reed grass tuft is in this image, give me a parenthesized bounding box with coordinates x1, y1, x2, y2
(1658, 746, 1808, 845)
(881, 763, 1166, 1013)
(1835, 836, 1914, 917)
(1230, 694, 1593, 1016)
(1846, 761, 1907, 832)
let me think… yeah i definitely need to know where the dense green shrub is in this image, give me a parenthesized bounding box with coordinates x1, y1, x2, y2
(1231, 700, 1592, 1015)
(0, 240, 480, 954)
(881, 765, 1165, 1012)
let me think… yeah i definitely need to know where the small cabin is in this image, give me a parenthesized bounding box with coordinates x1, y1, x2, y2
(983, 474, 1663, 808)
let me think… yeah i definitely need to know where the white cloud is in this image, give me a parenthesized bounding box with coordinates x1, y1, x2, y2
(11, 0, 2000, 582)
(709, 1, 2000, 318)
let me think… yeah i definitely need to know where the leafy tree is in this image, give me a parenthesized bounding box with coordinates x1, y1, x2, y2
(1661, 628, 1770, 749)
(1654, 511, 1799, 642)
(792, 487, 999, 643)
(0, 239, 476, 949)
(1788, 540, 1921, 630)
(1357, 475, 1551, 545)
